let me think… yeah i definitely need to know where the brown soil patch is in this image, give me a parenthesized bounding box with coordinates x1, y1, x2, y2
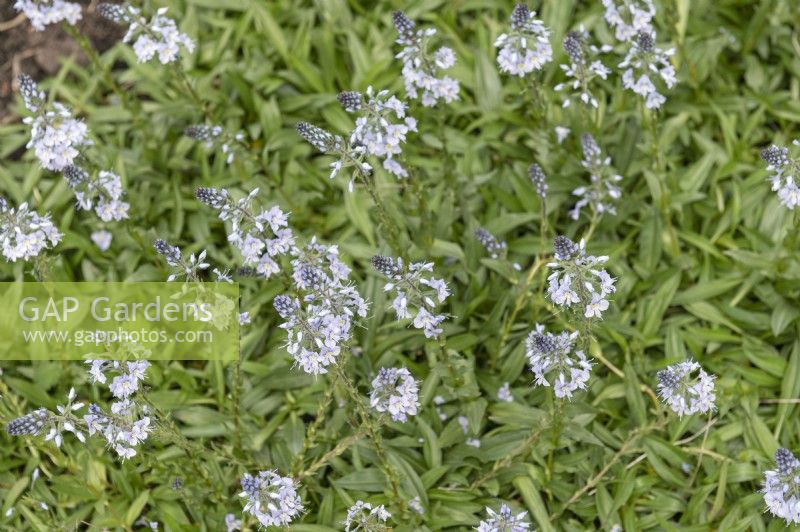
(0, 1, 123, 122)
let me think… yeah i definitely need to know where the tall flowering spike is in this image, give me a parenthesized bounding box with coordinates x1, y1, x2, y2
(184, 124, 222, 141)
(14, 0, 82, 31)
(602, 0, 656, 43)
(392, 11, 416, 39)
(85, 171, 130, 222)
(563, 31, 584, 62)
(84, 361, 152, 459)
(195, 187, 294, 277)
(761, 141, 800, 209)
(337, 91, 364, 112)
(97, 3, 126, 22)
(17, 74, 44, 112)
(495, 4, 553, 77)
(510, 4, 530, 30)
(761, 145, 790, 169)
(296, 122, 343, 153)
(17, 75, 91, 172)
(372, 255, 449, 338)
(553, 235, 578, 260)
(275, 239, 367, 375)
(525, 325, 592, 399)
(369, 367, 420, 422)
(154, 239, 210, 281)
(7, 389, 86, 449)
(476, 504, 530, 532)
(762, 448, 800, 525)
(185, 125, 243, 165)
(393, 11, 459, 106)
(528, 163, 548, 197)
(344, 87, 417, 178)
(297, 120, 373, 185)
(570, 133, 623, 220)
(619, 31, 677, 109)
(474, 228, 507, 259)
(154, 239, 182, 266)
(238, 471, 304, 528)
(5, 409, 48, 436)
(344, 501, 391, 532)
(101, 4, 195, 64)
(195, 187, 229, 210)
(655, 359, 716, 417)
(555, 29, 612, 108)
(547, 236, 616, 319)
(371, 255, 399, 276)
(0, 196, 62, 262)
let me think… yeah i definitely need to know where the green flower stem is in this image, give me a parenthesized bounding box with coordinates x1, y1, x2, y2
(494, 257, 546, 368)
(291, 375, 337, 475)
(470, 418, 550, 489)
(335, 364, 407, 514)
(550, 416, 669, 520)
(62, 23, 141, 120)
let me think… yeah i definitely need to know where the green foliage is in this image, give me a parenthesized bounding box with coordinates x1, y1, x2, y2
(1, 0, 800, 530)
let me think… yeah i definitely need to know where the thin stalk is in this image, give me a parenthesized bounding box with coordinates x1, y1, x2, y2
(545, 396, 564, 489)
(62, 23, 141, 119)
(493, 258, 546, 368)
(550, 416, 669, 520)
(471, 419, 550, 489)
(296, 430, 367, 481)
(334, 364, 406, 514)
(357, 171, 402, 254)
(291, 375, 338, 475)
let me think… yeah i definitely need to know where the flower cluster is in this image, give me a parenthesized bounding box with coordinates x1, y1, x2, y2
(14, 0, 81, 31)
(239, 470, 304, 528)
(762, 448, 800, 525)
(546, 236, 616, 319)
(297, 122, 372, 188)
(369, 367, 420, 422)
(154, 239, 214, 281)
(0, 195, 62, 262)
(393, 11, 460, 106)
(18, 74, 91, 172)
(495, 4, 553, 77)
(343, 501, 391, 531)
(656, 359, 716, 417)
(528, 163, 548, 198)
(339, 87, 417, 178)
(761, 142, 800, 209)
(372, 255, 450, 338)
(64, 166, 130, 222)
(185, 125, 245, 165)
(84, 360, 152, 459)
(273, 238, 368, 375)
(195, 187, 294, 276)
(618, 31, 677, 109)
(525, 324, 592, 399)
(554, 30, 612, 108)
(98, 4, 195, 64)
(5, 388, 84, 447)
(476, 504, 530, 532)
(570, 133, 623, 220)
(474, 227, 507, 259)
(602, 0, 656, 43)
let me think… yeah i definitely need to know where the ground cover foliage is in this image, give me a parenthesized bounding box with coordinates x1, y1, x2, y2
(1, 0, 800, 530)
